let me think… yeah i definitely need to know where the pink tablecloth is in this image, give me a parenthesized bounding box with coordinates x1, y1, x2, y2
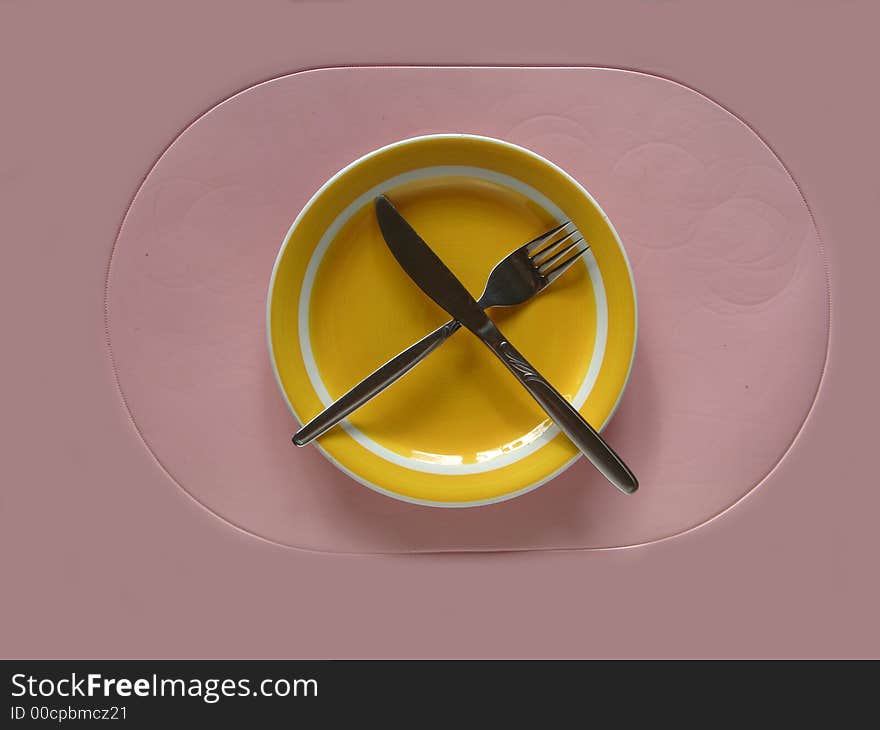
(1, 0, 878, 657)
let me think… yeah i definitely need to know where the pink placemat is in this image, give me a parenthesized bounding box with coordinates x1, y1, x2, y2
(106, 66, 829, 553)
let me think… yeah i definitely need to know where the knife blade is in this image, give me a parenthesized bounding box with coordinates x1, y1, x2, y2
(375, 195, 638, 495)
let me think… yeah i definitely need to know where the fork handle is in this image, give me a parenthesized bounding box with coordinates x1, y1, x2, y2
(476, 321, 638, 495)
(293, 319, 462, 446)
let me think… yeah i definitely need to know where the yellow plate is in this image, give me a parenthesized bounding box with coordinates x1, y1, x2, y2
(267, 135, 637, 506)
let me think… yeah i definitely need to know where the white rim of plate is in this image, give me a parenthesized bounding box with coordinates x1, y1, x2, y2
(266, 134, 638, 507)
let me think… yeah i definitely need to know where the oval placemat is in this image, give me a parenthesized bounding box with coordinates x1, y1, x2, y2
(105, 66, 829, 553)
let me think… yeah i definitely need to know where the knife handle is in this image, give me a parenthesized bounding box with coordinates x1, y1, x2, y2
(477, 322, 638, 495)
(293, 319, 462, 446)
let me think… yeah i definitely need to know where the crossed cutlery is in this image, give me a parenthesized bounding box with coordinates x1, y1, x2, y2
(294, 196, 637, 494)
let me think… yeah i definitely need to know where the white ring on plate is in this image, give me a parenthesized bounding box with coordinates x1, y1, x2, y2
(296, 164, 608, 475)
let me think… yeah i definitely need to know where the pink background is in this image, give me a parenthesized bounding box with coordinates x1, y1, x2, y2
(2, 0, 879, 657)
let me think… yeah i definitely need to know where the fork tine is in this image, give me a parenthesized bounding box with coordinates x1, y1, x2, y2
(529, 229, 581, 266)
(524, 221, 572, 255)
(544, 243, 591, 283)
(533, 232, 583, 270)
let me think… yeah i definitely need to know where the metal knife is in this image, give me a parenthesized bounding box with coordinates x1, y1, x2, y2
(375, 195, 638, 495)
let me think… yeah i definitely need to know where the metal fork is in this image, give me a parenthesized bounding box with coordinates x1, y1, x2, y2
(293, 222, 590, 446)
